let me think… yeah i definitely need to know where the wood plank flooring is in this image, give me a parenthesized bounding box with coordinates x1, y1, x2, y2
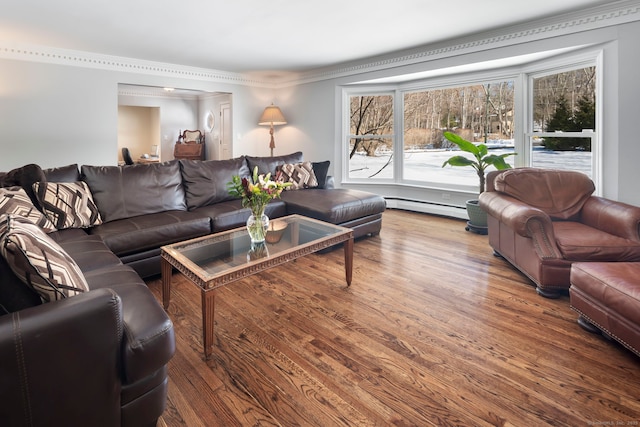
(146, 209, 640, 426)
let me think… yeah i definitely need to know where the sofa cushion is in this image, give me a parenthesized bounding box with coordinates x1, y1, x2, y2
(277, 161, 318, 190)
(194, 199, 287, 232)
(553, 221, 640, 261)
(34, 181, 103, 229)
(42, 164, 81, 182)
(179, 157, 250, 210)
(494, 168, 595, 220)
(0, 187, 56, 233)
(82, 161, 187, 222)
(89, 210, 211, 256)
(56, 233, 124, 273)
(246, 151, 303, 176)
(0, 214, 89, 302)
(281, 188, 386, 225)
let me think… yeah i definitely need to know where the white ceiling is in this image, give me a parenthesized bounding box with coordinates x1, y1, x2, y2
(1, 0, 617, 77)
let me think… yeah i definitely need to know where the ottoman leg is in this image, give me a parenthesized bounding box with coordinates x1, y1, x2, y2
(577, 315, 601, 334)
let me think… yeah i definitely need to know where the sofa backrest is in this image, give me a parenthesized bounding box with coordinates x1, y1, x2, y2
(494, 167, 595, 220)
(81, 161, 186, 222)
(43, 164, 81, 182)
(179, 157, 250, 210)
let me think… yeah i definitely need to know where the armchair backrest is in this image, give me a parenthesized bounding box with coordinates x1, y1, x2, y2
(493, 168, 595, 220)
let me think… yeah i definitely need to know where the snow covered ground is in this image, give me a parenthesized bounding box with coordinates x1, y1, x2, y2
(348, 148, 592, 187)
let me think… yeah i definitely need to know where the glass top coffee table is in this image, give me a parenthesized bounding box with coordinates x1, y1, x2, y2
(160, 214, 354, 359)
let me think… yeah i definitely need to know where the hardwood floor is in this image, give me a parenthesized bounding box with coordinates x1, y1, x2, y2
(146, 209, 640, 426)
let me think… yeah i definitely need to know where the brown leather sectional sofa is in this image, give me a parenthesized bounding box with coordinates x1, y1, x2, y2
(0, 152, 386, 426)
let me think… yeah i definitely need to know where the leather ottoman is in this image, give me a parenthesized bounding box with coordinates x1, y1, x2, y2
(570, 262, 640, 357)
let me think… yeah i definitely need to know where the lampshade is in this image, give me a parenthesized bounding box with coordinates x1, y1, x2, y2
(258, 104, 287, 126)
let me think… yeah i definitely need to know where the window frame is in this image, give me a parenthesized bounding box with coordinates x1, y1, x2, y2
(340, 46, 603, 195)
(343, 88, 396, 183)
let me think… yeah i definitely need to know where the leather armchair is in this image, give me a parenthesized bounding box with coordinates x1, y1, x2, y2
(480, 168, 640, 298)
(0, 286, 175, 427)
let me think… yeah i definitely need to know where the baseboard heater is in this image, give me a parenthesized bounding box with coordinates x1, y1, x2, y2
(384, 197, 468, 220)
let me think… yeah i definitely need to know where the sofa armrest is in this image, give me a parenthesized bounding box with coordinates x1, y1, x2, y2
(109, 283, 175, 384)
(0, 288, 123, 426)
(581, 196, 640, 241)
(480, 191, 562, 259)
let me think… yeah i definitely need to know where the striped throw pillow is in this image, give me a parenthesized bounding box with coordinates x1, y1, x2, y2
(0, 186, 56, 233)
(278, 162, 318, 190)
(0, 214, 89, 302)
(33, 181, 102, 229)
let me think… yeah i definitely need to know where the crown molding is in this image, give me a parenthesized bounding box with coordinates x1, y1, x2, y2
(0, 42, 277, 88)
(276, 0, 640, 87)
(1, 0, 639, 89)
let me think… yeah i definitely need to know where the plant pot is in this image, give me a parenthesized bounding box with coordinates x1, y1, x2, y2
(465, 199, 488, 234)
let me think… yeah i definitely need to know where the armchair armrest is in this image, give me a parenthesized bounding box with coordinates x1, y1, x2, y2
(0, 288, 123, 426)
(581, 196, 640, 241)
(480, 192, 561, 259)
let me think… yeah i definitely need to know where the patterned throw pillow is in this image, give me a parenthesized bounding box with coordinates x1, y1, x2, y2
(277, 162, 319, 190)
(0, 187, 56, 233)
(33, 181, 103, 229)
(0, 214, 89, 302)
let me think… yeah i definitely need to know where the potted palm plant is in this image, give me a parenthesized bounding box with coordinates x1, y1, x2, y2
(442, 131, 515, 233)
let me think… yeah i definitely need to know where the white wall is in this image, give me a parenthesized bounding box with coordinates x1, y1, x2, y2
(0, 58, 273, 170)
(286, 20, 640, 208)
(0, 60, 117, 169)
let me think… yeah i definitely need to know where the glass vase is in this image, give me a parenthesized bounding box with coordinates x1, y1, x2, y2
(246, 211, 269, 243)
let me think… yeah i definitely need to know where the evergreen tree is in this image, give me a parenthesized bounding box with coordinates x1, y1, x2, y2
(543, 95, 594, 151)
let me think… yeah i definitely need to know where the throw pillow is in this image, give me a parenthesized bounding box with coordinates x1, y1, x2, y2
(0, 214, 89, 302)
(278, 162, 319, 190)
(0, 187, 56, 233)
(33, 181, 103, 229)
(246, 151, 304, 176)
(312, 161, 330, 189)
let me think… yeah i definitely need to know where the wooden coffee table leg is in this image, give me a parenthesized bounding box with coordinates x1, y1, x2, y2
(344, 237, 353, 286)
(161, 257, 172, 309)
(202, 290, 215, 359)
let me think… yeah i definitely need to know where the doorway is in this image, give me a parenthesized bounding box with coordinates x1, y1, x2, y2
(117, 106, 160, 164)
(220, 102, 232, 160)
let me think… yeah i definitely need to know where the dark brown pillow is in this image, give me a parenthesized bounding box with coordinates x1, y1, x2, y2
(312, 161, 330, 189)
(1, 164, 46, 207)
(246, 151, 303, 176)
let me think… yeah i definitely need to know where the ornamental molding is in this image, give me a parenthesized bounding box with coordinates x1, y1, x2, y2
(1, 0, 639, 88)
(0, 42, 274, 88)
(280, 0, 640, 87)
